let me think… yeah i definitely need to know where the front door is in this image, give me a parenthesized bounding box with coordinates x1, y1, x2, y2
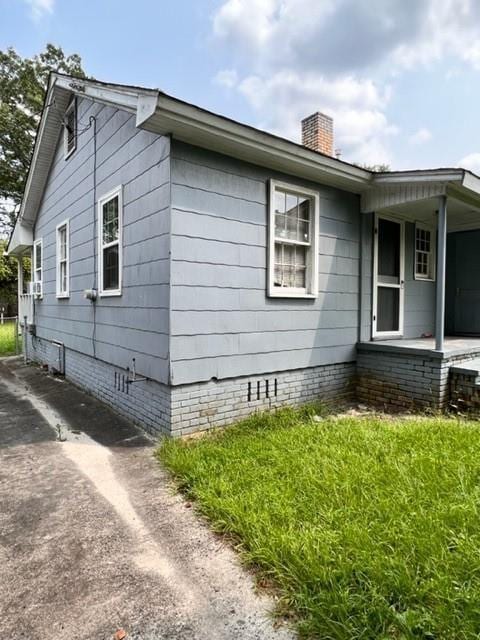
(449, 230, 480, 335)
(373, 215, 405, 338)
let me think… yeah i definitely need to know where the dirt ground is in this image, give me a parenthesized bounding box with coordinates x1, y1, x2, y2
(0, 358, 293, 640)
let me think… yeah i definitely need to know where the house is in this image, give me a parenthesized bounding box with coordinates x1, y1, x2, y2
(8, 72, 480, 436)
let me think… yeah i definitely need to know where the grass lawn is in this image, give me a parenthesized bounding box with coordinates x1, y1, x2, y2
(158, 407, 480, 639)
(0, 321, 20, 356)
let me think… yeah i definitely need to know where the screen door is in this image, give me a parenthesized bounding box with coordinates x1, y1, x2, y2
(373, 216, 404, 337)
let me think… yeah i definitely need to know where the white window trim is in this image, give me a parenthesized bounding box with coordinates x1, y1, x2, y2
(98, 185, 123, 297)
(33, 238, 43, 299)
(64, 98, 77, 159)
(414, 223, 436, 282)
(56, 219, 70, 299)
(268, 179, 319, 299)
(372, 213, 405, 339)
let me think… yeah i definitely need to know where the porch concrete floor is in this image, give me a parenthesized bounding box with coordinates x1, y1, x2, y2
(0, 358, 292, 640)
(359, 337, 480, 357)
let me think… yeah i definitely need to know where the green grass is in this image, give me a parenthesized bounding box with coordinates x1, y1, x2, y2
(158, 407, 480, 639)
(0, 320, 20, 355)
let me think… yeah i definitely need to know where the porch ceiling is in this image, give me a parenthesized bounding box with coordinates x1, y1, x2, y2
(362, 169, 480, 232)
(372, 194, 480, 232)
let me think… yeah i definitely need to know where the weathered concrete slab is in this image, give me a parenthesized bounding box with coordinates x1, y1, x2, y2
(0, 358, 292, 640)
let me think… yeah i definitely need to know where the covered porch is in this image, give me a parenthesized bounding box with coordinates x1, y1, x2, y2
(357, 169, 480, 410)
(6, 220, 34, 325)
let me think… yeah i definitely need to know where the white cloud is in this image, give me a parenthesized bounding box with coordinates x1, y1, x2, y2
(238, 71, 396, 164)
(409, 128, 432, 145)
(214, 0, 480, 74)
(211, 0, 480, 166)
(24, 0, 54, 20)
(213, 69, 238, 89)
(458, 152, 480, 175)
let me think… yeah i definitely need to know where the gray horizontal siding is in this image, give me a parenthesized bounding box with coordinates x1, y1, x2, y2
(404, 222, 436, 338)
(33, 97, 171, 383)
(169, 141, 360, 385)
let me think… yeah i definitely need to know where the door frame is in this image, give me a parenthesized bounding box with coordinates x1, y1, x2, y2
(372, 213, 405, 339)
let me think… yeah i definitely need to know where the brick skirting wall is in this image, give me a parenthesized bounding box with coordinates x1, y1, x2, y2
(26, 333, 171, 436)
(357, 344, 480, 411)
(25, 333, 356, 436)
(449, 368, 480, 412)
(170, 362, 356, 436)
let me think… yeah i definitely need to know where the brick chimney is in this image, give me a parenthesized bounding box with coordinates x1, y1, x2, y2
(301, 112, 334, 156)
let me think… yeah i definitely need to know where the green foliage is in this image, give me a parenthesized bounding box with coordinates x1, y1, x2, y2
(159, 409, 480, 638)
(0, 320, 20, 355)
(0, 44, 86, 234)
(0, 239, 18, 305)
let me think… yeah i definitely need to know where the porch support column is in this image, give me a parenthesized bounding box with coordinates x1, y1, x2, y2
(17, 258, 23, 297)
(435, 195, 447, 351)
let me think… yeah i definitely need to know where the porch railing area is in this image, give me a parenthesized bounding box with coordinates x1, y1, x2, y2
(19, 292, 34, 325)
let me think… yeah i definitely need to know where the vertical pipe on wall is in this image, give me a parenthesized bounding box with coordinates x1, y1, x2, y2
(435, 195, 448, 351)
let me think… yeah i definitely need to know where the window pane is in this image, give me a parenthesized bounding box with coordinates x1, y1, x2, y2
(274, 189, 311, 243)
(298, 219, 309, 242)
(415, 227, 433, 278)
(66, 106, 75, 151)
(35, 244, 42, 270)
(59, 227, 67, 260)
(275, 213, 286, 237)
(378, 219, 400, 282)
(275, 191, 286, 214)
(60, 262, 67, 293)
(285, 193, 297, 215)
(103, 196, 119, 244)
(103, 245, 119, 290)
(377, 287, 400, 332)
(274, 242, 307, 288)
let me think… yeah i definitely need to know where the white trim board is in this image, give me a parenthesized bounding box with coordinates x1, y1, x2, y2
(372, 213, 405, 339)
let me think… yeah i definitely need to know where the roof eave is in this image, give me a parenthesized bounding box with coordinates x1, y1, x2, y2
(17, 74, 160, 234)
(141, 94, 371, 193)
(6, 220, 33, 257)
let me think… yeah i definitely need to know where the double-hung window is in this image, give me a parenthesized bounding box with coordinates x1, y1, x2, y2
(268, 180, 319, 298)
(98, 186, 122, 296)
(33, 238, 43, 298)
(56, 220, 69, 298)
(415, 224, 435, 281)
(64, 98, 77, 159)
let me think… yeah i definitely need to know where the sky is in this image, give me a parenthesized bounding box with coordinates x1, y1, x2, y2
(3, 0, 480, 172)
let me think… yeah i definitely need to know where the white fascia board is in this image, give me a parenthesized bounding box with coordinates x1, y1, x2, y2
(53, 74, 158, 116)
(136, 93, 159, 126)
(6, 221, 33, 256)
(462, 170, 480, 196)
(18, 74, 159, 232)
(143, 94, 371, 191)
(372, 169, 465, 185)
(17, 82, 57, 225)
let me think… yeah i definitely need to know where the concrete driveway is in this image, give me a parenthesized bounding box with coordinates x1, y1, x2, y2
(0, 358, 292, 640)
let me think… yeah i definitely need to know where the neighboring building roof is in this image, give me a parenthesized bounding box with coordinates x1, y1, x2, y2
(8, 72, 480, 254)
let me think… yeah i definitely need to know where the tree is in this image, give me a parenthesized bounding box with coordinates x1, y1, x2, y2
(355, 163, 391, 173)
(0, 44, 86, 237)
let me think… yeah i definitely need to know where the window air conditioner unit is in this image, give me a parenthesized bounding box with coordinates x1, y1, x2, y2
(32, 281, 42, 298)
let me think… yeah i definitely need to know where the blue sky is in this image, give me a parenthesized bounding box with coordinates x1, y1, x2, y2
(3, 0, 480, 172)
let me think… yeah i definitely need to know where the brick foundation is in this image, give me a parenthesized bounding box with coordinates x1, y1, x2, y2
(170, 362, 355, 436)
(25, 333, 356, 436)
(357, 344, 480, 411)
(449, 361, 480, 413)
(26, 334, 171, 436)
